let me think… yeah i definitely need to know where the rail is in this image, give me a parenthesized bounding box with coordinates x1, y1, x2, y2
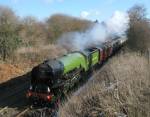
(16, 108, 30, 117)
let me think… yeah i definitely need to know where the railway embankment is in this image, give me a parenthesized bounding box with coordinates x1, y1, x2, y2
(58, 51, 150, 117)
(0, 50, 149, 117)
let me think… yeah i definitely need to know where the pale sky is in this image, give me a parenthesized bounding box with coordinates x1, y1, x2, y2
(0, 0, 150, 21)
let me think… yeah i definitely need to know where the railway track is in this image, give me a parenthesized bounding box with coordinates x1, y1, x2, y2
(16, 107, 31, 117)
(0, 49, 125, 117)
(0, 62, 109, 117)
(0, 73, 31, 117)
(0, 71, 56, 117)
(0, 106, 8, 113)
(0, 81, 29, 101)
(0, 83, 30, 109)
(0, 106, 31, 117)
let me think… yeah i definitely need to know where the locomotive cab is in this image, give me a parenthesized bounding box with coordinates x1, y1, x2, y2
(81, 48, 99, 68)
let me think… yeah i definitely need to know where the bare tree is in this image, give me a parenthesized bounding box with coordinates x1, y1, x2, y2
(127, 5, 150, 52)
(18, 16, 47, 46)
(46, 14, 92, 43)
(0, 6, 21, 61)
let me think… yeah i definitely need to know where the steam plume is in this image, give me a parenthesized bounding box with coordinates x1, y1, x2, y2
(57, 11, 129, 51)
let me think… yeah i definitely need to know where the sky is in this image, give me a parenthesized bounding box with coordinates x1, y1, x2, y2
(0, 0, 150, 22)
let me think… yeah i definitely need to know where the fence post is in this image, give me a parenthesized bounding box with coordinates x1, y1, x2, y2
(148, 48, 150, 79)
(148, 48, 150, 65)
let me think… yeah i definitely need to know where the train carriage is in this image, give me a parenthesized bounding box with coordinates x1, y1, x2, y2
(106, 41, 113, 56)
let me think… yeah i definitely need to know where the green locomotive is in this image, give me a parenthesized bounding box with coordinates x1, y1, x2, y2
(26, 36, 127, 106)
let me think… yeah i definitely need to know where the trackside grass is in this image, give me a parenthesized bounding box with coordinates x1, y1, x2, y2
(58, 52, 150, 117)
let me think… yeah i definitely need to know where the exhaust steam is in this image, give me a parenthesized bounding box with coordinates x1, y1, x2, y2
(57, 11, 129, 51)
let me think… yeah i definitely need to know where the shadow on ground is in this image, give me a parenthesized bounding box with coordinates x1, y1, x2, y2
(0, 72, 31, 110)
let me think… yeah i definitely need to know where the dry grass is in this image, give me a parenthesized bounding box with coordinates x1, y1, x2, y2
(14, 44, 67, 64)
(58, 52, 150, 117)
(0, 44, 67, 83)
(0, 63, 25, 83)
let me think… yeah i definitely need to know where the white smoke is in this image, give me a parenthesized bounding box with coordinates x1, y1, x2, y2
(106, 11, 129, 36)
(57, 11, 129, 51)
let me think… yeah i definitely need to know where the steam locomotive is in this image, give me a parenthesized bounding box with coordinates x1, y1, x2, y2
(26, 36, 127, 107)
